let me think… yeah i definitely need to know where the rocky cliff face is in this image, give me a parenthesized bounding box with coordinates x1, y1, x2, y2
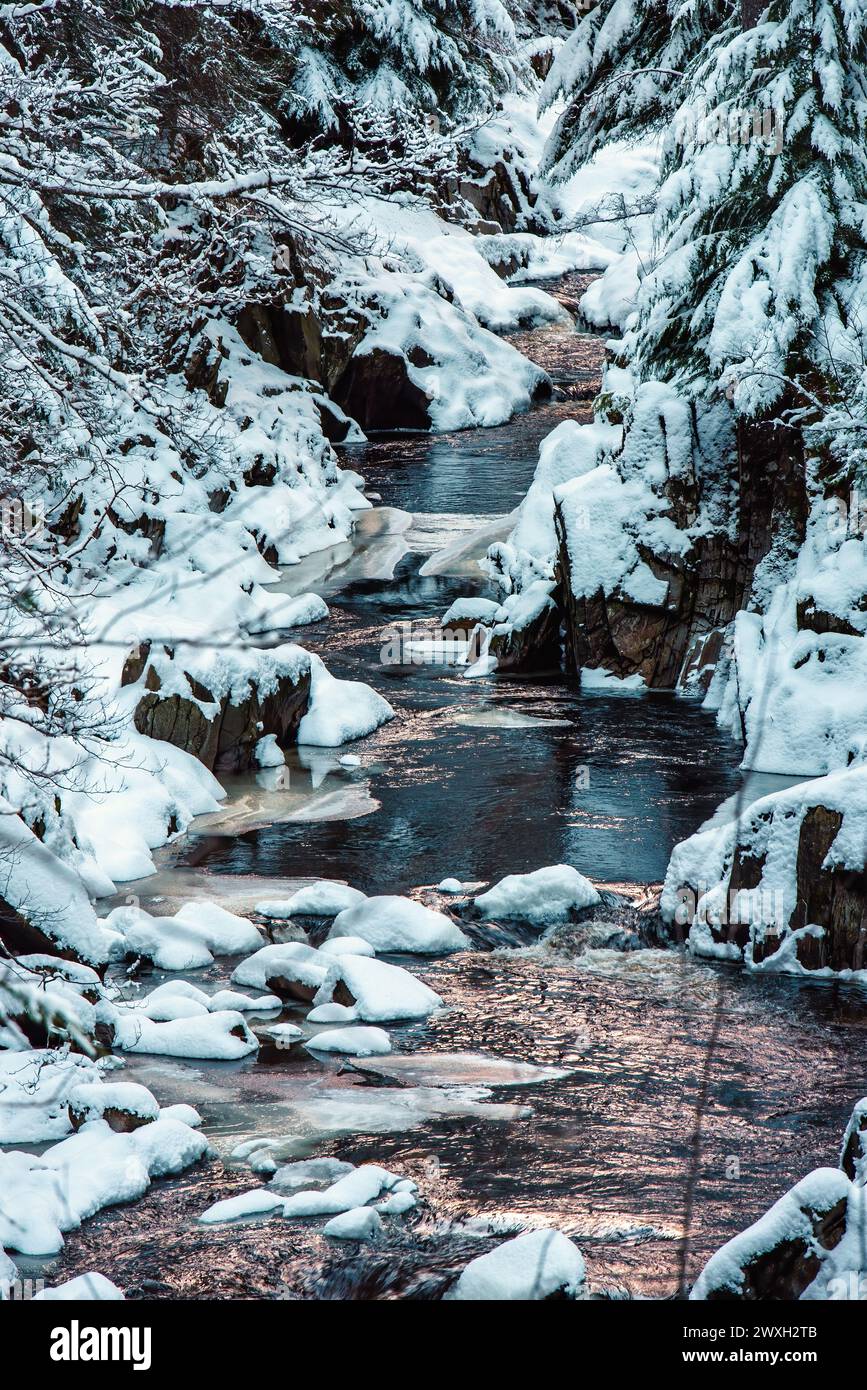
(555, 416, 809, 693)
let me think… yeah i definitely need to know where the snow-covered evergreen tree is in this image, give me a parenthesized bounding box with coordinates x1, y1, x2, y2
(540, 0, 738, 179)
(630, 0, 867, 433)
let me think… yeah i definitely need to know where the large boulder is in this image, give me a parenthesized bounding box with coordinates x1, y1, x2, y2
(121, 641, 311, 774)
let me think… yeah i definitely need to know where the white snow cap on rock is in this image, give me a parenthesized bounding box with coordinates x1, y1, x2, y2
(257, 881, 366, 918)
(297, 654, 394, 747)
(114, 1010, 258, 1060)
(328, 895, 469, 954)
(34, 1272, 124, 1301)
(232, 941, 329, 994)
(474, 865, 600, 923)
(67, 1082, 160, 1126)
(102, 900, 261, 971)
(0, 1113, 207, 1255)
(322, 1207, 383, 1241)
(320, 954, 442, 1022)
(448, 1228, 586, 1300)
(306, 1025, 392, 1057)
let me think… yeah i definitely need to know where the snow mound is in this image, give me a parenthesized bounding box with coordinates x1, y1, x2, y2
(35, 1273, 124, 1301)
(256, 881, 366, 918)
(474, 865, 600, 923)
(297, 654, 394, 747)
(67, 1082, 160, 1127)
(114, 1010, 258, 1060)
(328, 895, 469, 954)
(102, 900, 261, 971)
(322, 1207, 383, 1241)
(448, 1228, 586, 1300)
(0, 1114, 207, 1255)
(320, 954, 442, 1022)
(0, 1050, 101, 1144)
(306, 1026, 392, 1057)
(231, 942, 329, 996)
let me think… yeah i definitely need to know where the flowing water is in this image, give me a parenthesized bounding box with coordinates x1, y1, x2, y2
(41, 271, 867, 1301)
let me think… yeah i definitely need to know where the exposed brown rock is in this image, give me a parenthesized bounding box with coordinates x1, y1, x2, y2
(704, 1192, 847, 1300)
(123, 648, 312, 773)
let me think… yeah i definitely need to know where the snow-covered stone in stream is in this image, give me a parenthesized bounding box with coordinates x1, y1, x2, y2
(317, 935, 375, 960)
(690, 1168, 853, 1301)
(231, 942, 329, 999)
(448, 1229, 587, 1301)
(0, 1050, 102, 1144)
(257, 1022, 304, 1051)
(320, 954, 442, 1021)
(841, 1097, 867, 1184)
(441, 597, 501, 627)
(102, 899, 261, 971)
(270, 1158, 355, 1193)
(306, 1026, 392, 1057)
(67, 1082, 160, 1131)
(306, 1000, 359, 1022)
(436, 877, 465, 894)
(297, 653, 394, 747)
(0, 1114, 208, 1255)
(339, 754, 361, 767)
(662, 764, 867, 974)
(158, 1103, 202, 1128)
(254, 734, 285, 768)
(198, 1189, 287, 1224)
(376, 1188, 418, 1215)
(256, 880, 366, 918)
(114, 1010, 258, 1060)
(328, 895, 469, 954)
(133, 988, 210, 1022)
(34, 1273, 125, 1301)
(207, 989, 281, 1013)
(173, 902, 263, 955)
(322, 1207, 383, 1241)
(282, 1163, 405, 1217)
(473, 864, 600, 923)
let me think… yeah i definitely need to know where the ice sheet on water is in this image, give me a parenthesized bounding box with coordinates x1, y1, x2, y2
(343, 1051, 570, 1089)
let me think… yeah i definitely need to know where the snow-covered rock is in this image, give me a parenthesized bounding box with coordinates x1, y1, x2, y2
(231, 942, 330, 1001)
(328, 895, 469, 954)
(322, 1207, 383, 1241)
(0, 1050, 102, 1144)
(297, 654, 394, 747)
(256, 881, 366, 918)
(68, 1082, 160, 1132)
(34, 1273, 124, 1301)
(114, 1010, 258, 1060)
(448, 1229, 586, 1300)
(102, 900, 261, 971)
(473, 864, 600, 924)
(319, 954, 442, 1022)
(0, 1113, 208, 1255)
(306, 1026, 392, 1057)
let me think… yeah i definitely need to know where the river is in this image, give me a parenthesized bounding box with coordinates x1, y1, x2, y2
(40, 272, 867, 1301)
